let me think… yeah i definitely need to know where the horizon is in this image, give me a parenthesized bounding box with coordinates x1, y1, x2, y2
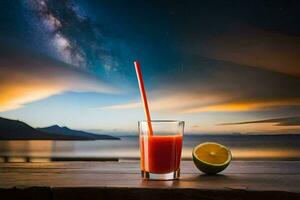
(2, 115, 300, 136)
(0, 1, 300, 135)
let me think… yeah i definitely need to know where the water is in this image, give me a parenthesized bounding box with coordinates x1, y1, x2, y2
(0, 135, 300, 162)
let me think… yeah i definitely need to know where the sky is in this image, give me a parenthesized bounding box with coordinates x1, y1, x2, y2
(0, 0, 300, 134)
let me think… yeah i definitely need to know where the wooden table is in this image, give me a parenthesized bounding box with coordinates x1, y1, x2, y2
(0, 161, 299, 200)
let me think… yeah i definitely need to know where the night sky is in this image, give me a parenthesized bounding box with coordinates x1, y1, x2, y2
(0, 0, 300, 134)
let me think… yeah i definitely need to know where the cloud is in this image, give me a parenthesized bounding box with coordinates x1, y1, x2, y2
(186, 25, 300, 76)
(218, 116, 300, 126)
(102, 102, 141, 110)
(101, 92, 226, 113)
(183, 98, 300, 113)
(0, 45, 117, 112)
(102, 56, 300, 114)
(102, 95, 300, 114)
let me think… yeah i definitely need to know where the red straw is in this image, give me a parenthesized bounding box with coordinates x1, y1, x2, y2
(134, 61, 153, 136)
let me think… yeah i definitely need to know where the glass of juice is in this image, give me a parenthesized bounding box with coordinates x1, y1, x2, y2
(139, 120, 184, 180)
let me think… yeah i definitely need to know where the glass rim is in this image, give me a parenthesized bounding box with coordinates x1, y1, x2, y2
(138, 120, 184, 123)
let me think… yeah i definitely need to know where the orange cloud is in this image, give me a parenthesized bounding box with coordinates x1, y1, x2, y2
(190, 119, 300, 134)
(183, 98, 300, 113)
(0, 47, 117, 112)
(218, 116, 300, 126)
(0, 82, 62, 111)
(100, 92, 227, 113)
(101, 89, 300, 114)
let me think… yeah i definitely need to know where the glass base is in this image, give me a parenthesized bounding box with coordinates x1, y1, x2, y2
(141, 169, 180, 180)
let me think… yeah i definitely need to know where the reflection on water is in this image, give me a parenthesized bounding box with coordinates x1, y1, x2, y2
(0, 135, 300, 162)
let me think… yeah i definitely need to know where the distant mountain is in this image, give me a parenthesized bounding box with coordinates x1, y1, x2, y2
(0, 117, 119, 140)
(37, 125, 119, 140)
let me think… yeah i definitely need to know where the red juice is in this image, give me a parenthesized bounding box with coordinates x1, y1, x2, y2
(140, 135, 183, 174)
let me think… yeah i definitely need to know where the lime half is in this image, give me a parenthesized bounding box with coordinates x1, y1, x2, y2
(192, 142, 232, 174)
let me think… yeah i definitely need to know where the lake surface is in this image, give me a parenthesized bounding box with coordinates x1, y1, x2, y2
(0, 135, 300, 162)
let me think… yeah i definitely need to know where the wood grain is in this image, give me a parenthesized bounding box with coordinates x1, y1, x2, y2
(0, 161, 299, 200)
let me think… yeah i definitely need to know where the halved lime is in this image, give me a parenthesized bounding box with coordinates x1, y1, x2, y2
(192, 142, 232, 174)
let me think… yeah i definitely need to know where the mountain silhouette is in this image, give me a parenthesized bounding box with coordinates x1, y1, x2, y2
(0, 117, 119, 140)
(38, 125, 119, 140)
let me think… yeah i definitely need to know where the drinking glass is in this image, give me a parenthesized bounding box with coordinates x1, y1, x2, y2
(138, 120, 184, 180)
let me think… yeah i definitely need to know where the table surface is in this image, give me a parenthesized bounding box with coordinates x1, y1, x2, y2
(1, 161, 300, 200)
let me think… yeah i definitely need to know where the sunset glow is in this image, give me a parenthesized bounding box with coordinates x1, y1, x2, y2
(0, 1, 299, 134)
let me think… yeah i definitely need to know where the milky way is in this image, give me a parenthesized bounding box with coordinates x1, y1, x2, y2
(27, 0, 116, 72)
